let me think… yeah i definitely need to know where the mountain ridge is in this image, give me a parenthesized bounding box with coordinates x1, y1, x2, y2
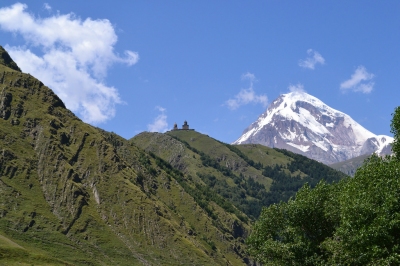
(132, 130, 347, 219)
(0, 45, 252, 265)
(0, 45, 21, 72)
(0, 45, 347, 265)
(234, 91, 393, 164)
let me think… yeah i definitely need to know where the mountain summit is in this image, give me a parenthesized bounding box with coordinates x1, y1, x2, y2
(0, 45, 21, 72)
(233, 91, 393, 164)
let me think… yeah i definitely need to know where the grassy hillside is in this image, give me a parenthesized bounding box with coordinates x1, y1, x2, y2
(330, 153, 371, 176)
(0, 46, 250, 265)
(131, 130, 348, 219)
(0, 45, 347, 265)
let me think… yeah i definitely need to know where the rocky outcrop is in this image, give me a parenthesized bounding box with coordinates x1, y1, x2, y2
(0, 87, 12, 119)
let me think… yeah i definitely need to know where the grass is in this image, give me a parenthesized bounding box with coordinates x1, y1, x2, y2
(329, 153, 371, 176)
(0, 50, 347, 265)
(0, 60, 250, 265)
(133, 130, 347, 219)
(0, 232, 73, 265)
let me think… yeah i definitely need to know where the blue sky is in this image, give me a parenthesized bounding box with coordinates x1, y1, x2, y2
(0, 1, 398, 143)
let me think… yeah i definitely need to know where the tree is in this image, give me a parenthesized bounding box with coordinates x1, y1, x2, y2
(247, 107, 400, 265)
(391, 106, 400, 159)
(247, 181, 342, 265)
(325, 154, 400, 265)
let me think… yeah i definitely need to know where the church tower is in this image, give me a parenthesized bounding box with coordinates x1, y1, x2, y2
(182, 120, 189, 130)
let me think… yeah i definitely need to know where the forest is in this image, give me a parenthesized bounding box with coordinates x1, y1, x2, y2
(247, 107, 400, 265)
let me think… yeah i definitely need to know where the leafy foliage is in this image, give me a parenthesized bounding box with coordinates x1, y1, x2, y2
(247, 107, 400, 265)
(391, 106, 400, 159)
(261, 151, 345, 211)
(329, 155, 400, 265)
(247, 181, 341, 265)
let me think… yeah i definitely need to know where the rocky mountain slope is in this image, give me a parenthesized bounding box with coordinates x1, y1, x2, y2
(0, 45, 347, 265)
(234, 91, 393, 164)
(0, 45, 251, 265)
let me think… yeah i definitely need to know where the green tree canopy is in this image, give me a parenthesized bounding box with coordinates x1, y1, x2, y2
(247, 106, 400, 265)
(391, 106, 400, 159)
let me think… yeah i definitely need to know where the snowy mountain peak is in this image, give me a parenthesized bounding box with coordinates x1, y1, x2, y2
(234, 92, 393, 164)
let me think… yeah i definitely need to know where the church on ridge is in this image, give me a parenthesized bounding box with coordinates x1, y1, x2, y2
(172, 120, 194, 131)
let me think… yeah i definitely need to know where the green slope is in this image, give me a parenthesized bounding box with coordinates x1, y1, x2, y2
(0, 46, 21, 72)
(0, 46, 250, 265)
(131, 130, 348, 219)
(329, 153, 371, 176)
(0, 45, 347, 265)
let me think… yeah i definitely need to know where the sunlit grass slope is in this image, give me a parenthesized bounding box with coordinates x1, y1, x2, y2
(132, 130, 347, 220)
(0, 45, 250, 265)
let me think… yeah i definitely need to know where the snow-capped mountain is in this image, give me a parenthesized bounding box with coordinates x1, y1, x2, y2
(233, 91, 393, 164)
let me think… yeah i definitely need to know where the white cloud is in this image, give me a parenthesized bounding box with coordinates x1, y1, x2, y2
(340, 66, 374, 94)
(299, 49, 325, 70)
(0, 3, 139, 123)
(225, 72, 268, 110)
(147, 106, 169, 132)
(241, 72, 256, 83)
(155, 106, 166, 113)
(43, 3, 51, 11)
(288, 83, 305, 93)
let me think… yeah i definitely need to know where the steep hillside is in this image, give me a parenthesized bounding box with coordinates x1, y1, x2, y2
(132, 130, 347, 219)
(0, 45, 348, 265)
(330, 153, 371, 176)
(0, 46, 21, 72)
(0, 46, 250, 265)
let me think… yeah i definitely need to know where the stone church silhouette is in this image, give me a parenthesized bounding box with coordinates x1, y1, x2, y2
(172, 120, 194, 131)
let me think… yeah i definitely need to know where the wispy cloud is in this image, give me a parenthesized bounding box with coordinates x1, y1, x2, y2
(225, 72, 268, 110)
(241, 72, 256, 83)
(288, 83, 305, 93)
(43, 3, 51, 11)
(147, 106, 169, 132)
(340, 66, 374, 94)
(0, 3, 139, 124)
(299, 49, 325, 70)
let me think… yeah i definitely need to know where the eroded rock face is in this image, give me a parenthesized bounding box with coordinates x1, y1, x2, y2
(234, 92, 393, 164)
(35, 130, 90, 234)
(0, 88, 12, 120)
(0, 52, 251, 265)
